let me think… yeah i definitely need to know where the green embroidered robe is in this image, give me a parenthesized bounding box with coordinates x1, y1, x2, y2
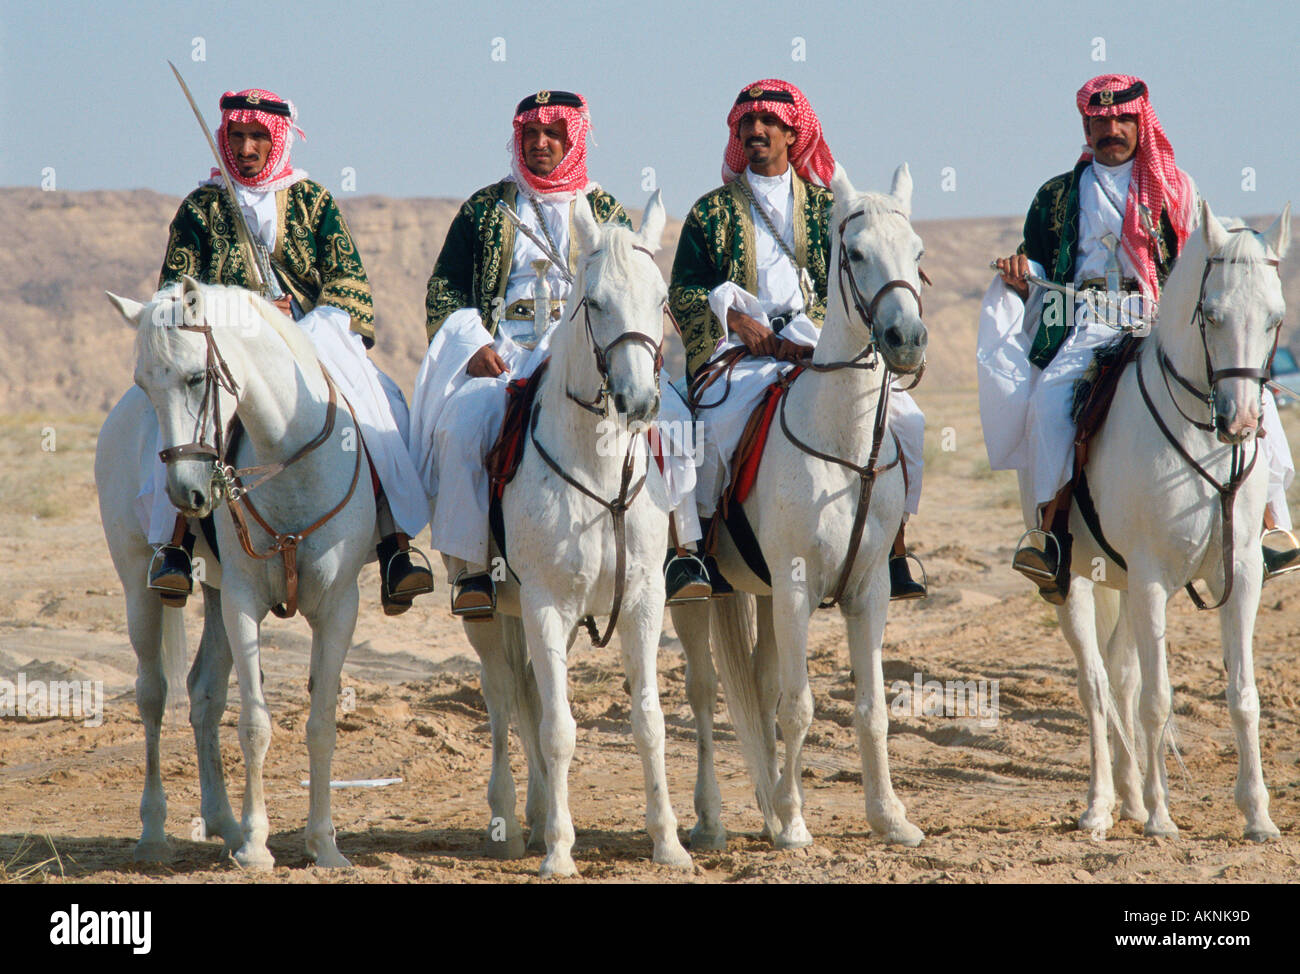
(669, 173, 832, 378)
(158, 179, 376, 346)
(424, 179, 631, 343)
(1018, 158, 1180, 368)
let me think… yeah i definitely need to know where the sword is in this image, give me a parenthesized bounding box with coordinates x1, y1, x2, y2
(988, 260, 1155, 332)
(494, 200, 574, 284)
(168, 60, 283, 300)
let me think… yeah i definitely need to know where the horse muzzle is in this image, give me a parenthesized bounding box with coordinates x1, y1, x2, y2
(879, 318, 928, 375)
(1213, 386, 1260, 445)
(165, 460, 217, 518)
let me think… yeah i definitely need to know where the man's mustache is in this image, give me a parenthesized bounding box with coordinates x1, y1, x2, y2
(1098, 137, 1125, 148)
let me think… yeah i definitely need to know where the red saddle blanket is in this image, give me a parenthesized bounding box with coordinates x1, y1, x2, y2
(485, 358, 665, 500)
(723, 365, 803, 511)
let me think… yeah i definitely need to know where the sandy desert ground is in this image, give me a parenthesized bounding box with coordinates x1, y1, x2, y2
(2, 387, 1298, 884)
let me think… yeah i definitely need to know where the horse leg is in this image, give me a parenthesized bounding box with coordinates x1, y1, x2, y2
(303, 586, 358, 868)
(845, 591, 924, 847)
(467, 617, 527, 859)
(521, 597, 579, 878)
(1101, 592, 1146, 822)
(618, 606, 692, 870)
(188, 584, 243, 851)
(1220, 577, 1279, 841)
(222, 592, 276, 869)
(769, 586, 814, 849)
(672, 600, 726, 850)
(1129, 578, 1178, 838)
(1057, 577, 1116, 833)
(125, 585, 171, 862)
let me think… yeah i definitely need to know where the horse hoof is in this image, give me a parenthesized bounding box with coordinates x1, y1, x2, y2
(774, 823, 814, 850)
(312, 850, 352, 869)
(132, 840, 172, 863)
(1143, 815, 1179, 839)
(233, 844, 276, 871)
(653, 842, 694, 870)
(689, 822, 728, 851)
(876, 821, 925, 847)
(1244, 822, 1280, 843)
(539, 852, 579, 879)
(1078, 808, 1114, 833)
(1118, 802, 1148, 823)
(484, 834, 527, 860)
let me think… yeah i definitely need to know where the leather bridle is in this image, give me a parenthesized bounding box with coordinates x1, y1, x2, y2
(154, 317, 362, 619)
(1135, 229, 1281, 610)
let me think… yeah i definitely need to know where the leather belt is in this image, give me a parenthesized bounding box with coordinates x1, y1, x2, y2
(1076, 277, 1139, 292)
(770, 312, 793, 334)
(505, 298, 564, 321)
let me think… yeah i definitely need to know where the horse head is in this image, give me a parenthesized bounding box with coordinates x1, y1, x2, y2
(108, 275, 256, 518)
(569, 191, 668, 424)
(1187, 201, 1290, 444)
(829, 163, 928, 374)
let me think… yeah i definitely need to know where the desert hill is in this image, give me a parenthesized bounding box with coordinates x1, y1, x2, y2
(1, 187, 1294, 415)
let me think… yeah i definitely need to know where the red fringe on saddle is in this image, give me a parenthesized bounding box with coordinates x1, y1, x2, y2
(486, 360, 550, 500)
(724, 365, 804, 511)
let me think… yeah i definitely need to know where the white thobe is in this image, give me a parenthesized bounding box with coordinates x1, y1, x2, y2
(408, 184, 699, 570)
(977, 163, 1294, 527)
(138, 182, 429, 543)
(694, 167, 925, 517)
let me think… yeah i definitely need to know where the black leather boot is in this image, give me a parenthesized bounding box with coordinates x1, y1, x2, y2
(665, 549, 711, 604)
(148, 520, 195, 607)
(889, 555, 927, 600)
(378, 534, 434, 616)
(451, 570, 496, 619)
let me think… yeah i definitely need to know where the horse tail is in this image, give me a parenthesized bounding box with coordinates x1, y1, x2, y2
(709, 593, 779, 833)
(162, 604, 190, 726)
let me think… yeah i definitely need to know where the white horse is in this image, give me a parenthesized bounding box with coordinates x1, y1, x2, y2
(444, 192, 692, 878)
(98, 277, 375, 868)
(672, 164, 928, 849)
(1038, 201, 1290, 841)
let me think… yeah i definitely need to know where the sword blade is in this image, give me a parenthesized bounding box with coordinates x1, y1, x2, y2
(168, 61, 280, 297)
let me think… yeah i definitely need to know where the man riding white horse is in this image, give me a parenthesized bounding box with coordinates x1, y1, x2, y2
(670, 78, 927, 599)
(146, 87, 433, 614)
(410, 90, 708, 616)
(991, 73, 1298, 603)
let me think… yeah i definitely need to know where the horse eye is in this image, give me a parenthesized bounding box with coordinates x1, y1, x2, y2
(916, 250, 925, 262)
(187, 373, 205, 387)
(587, 299, 602, 313)
(849, 248, 865, 263)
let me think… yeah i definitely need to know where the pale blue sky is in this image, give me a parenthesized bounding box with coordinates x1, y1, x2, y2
(2, 0, 1297, 219)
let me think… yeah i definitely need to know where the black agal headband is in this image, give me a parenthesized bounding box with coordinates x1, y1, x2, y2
(734, 85, 796, 107)
(1087, 80, 1147, 109)
(515, 90, 584, 114)
(220, 92, 292, 117)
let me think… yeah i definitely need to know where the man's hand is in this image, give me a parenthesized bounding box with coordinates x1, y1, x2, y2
(727, 307, 781, 358)
(777, 338, 813, 362)
(995, 254, 1030, 300)
(271, 295, 293, 317)
(466, 343, 509, 378)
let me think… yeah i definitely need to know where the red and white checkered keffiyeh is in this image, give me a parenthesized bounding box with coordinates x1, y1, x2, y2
(213, 88, 308, 193)
(510, 94, 593, 200)
(722, 78, 835, 188)
(1076, 73, 1195, 298)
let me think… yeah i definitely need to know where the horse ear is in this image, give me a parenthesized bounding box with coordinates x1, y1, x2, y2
(890, 163, 913, 216)
(181, 273, 205, 326)
(830, 162, 854, 205)
(1263, 202, 1292, 259)
(1200, 199, 1228, 252)
(573, 193, 600, 253)
(637, 189, 667, 251)
(106, 291, 144, 325)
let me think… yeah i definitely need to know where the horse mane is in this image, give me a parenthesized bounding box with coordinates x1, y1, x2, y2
(138, 281, 321, 375)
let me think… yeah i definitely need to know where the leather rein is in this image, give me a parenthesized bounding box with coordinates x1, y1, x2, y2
(1134, 231, 1280, 610)
(156, 320, 362, 618)
(529, 244, 664, 646)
